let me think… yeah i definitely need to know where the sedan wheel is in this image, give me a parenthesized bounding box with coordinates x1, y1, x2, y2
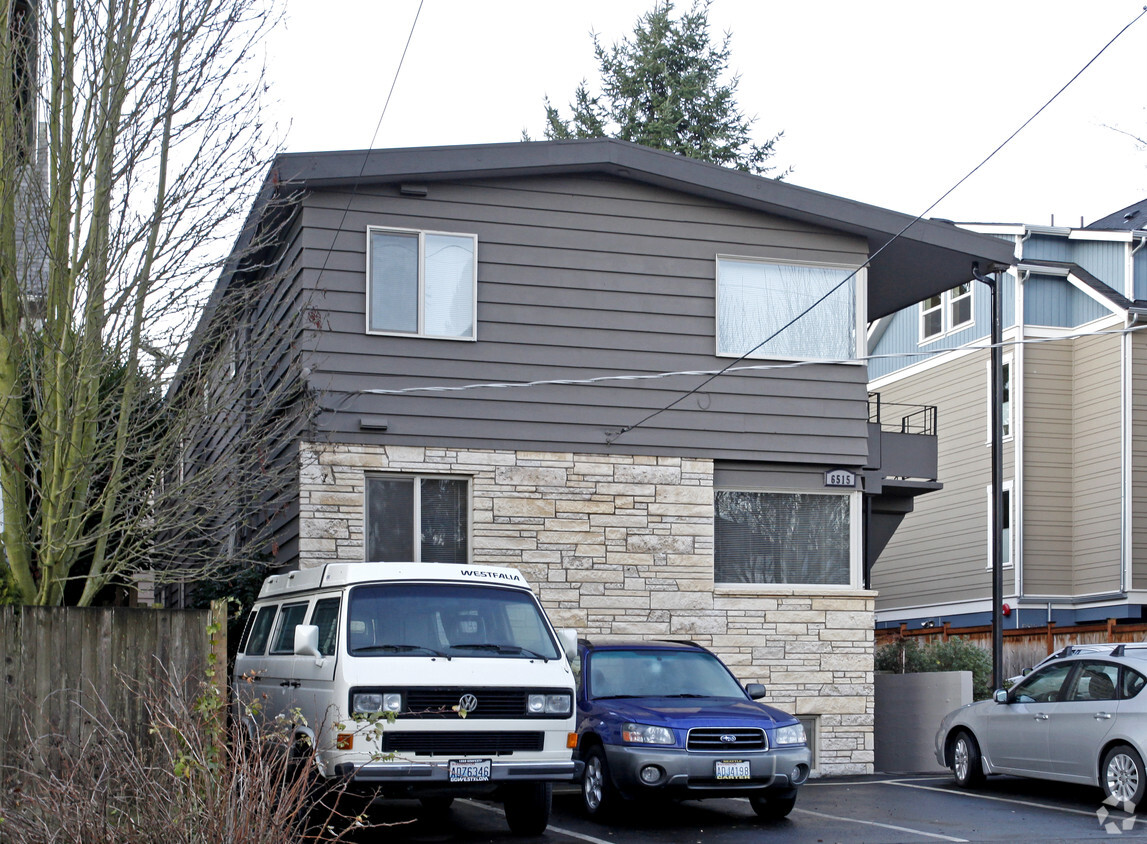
(1103, 745, 1146, 807)
(951, 731, 985, 788)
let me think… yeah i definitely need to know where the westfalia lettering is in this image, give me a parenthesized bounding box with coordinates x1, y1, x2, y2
(460, 569, 522, 581)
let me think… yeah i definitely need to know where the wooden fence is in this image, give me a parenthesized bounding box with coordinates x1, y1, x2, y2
(876, 618, 1147, 678)
(0, 602, 227, 774)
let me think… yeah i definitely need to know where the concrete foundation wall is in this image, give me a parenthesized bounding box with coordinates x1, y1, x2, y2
(874, 671, 971, 773)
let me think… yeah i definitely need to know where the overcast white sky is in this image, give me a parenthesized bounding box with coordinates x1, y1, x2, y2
(265, 1, 1147, 228)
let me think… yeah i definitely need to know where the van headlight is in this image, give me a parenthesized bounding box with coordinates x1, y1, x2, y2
(621, 722, 674, 745)
(528, 693, 572, 715)
(775, 723, 807, 745)
(353, 692, 402, 714)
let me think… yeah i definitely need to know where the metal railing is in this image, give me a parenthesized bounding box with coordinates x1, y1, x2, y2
(868, 392, 937, 436)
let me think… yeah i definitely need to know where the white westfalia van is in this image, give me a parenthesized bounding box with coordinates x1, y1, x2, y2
(233, 562, 581, 835)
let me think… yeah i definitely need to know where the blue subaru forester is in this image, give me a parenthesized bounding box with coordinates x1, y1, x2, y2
(575, 639, 811, 820)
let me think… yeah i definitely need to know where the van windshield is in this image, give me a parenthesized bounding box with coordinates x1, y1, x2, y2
(346, 583, 561, 660)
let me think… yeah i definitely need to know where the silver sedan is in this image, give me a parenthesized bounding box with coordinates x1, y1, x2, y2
(935, 649, 1147, 806)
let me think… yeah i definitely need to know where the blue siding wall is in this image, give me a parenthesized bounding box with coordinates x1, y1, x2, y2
(1136, 245, 1147, 300)
(869, 274, 1015, 380)
(1071, 239, 1125, 294)
(1023, 274, 1109, 327)
(1024, 236, 1070, 262)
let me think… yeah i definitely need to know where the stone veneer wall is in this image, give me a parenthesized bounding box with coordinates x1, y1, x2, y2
(298, 442, 875, 775)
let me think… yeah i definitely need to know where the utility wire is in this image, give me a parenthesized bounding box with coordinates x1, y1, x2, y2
(351, 320, 1147, 397)
(600, 4, 1147, 445)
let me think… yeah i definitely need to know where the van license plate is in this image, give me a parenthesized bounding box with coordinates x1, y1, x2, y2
(715, 760, 750, 780)
(449, 759, 491, 782)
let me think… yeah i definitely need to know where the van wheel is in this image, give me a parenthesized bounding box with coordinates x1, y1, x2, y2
(503, 782, 552, 836)
(419, 796, 454, 813)
(581, 746, 621, 818)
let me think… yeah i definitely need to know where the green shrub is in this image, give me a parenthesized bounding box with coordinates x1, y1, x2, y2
(876, 636, 994, 700)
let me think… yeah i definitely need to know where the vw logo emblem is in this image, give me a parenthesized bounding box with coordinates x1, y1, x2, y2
(459, 694, 479, 713)
(720, 734, 737, 743)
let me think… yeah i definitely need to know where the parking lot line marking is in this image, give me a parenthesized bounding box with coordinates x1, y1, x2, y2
(885, 780, 1103, 819)
(792, 807, 969, 842)
(461, 799, 616, 844)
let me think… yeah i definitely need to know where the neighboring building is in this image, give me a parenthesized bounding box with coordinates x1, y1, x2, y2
(869, 200, 1147, 632)
(178, 139, 1012, 774)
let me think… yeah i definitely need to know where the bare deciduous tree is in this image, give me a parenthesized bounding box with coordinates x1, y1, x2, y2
(0, 0, 296, 606)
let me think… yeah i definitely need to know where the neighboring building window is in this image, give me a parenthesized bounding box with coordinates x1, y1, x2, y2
(367, 226, 476, 339)
(366, 475, 469, 563)
(986, 482, 1013, 569)
(920, 283, 974, 340)
(714, 490, 852, 585)
(985, 356, 1012, 441)
(716, 257, 859, 360)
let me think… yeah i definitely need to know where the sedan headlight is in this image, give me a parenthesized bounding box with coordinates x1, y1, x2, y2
(775, 723, 807, 745)
(353, 692, 402, 714)
(528, 693, 572, 715)
(622, 722, 675, 745)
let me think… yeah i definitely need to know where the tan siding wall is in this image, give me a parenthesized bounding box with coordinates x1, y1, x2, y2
(871, 350, 1014, 611)
(1023, 342, 1075, 594)
(1134, 332, 1147, 590)
(1071, 332, 1123, 594)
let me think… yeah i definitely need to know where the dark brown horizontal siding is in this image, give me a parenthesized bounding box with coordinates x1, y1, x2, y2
(298, 174, 871, 465)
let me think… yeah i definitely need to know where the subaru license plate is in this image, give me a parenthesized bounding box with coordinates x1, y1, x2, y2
(715, 760, 750, 780)
(449, 758, 491, 782)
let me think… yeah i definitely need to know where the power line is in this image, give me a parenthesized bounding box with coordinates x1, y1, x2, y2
(348, 320, 1147, 398)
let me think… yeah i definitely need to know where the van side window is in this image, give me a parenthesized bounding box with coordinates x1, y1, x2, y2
(242, 605, 277, 655)
(311, 597, 340, 656)
(270, 602, 310, 654)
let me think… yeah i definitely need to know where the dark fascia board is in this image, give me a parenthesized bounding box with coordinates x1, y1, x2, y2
(271, 139, 1014, 320)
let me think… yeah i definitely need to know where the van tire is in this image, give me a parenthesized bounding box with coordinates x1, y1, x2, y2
(419, 796, 455, 813)
(503, 782, 552, 836)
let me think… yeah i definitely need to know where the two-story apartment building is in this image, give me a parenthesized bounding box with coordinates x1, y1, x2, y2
(869, 200, 1147, 632)
(178, 139, 1012, 774)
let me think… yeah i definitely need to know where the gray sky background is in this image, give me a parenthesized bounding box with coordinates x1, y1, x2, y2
(265, 1, 1147, 228)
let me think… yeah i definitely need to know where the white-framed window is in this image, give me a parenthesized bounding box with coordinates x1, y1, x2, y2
(920, 283, 974, 341)
(986, 355, 1013, 441)
(985, 481, 1014, 569)
(366, 226, 476, 339)
(366, 474, 470, 563)
(714, 489, 859, 586)
(716, 256, 861, 361)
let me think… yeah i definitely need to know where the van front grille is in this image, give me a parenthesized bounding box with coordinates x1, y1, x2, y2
(381, 731, 543, 756)
(403, 688, 527, 718)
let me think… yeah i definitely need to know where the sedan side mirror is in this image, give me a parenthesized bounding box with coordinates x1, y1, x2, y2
(993, 689, 1009, 704)
(745, 683, 766, 700)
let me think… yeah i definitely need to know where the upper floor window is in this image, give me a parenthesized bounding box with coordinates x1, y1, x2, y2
(367, 226, 476, 339)
(716, 257, 860, 361)
(920, 283, 973, 341)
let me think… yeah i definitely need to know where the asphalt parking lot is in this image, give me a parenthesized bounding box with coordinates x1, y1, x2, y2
(352, 774, 1144, 843)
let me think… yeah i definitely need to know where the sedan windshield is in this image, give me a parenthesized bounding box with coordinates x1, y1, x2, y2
(347, 582, 561, 660)
(588, 649, 746, 699)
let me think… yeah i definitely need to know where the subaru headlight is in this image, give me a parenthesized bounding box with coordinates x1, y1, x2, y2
(621, 722, 675, 745)
(528, 693, 572, 715)
(775, 723, 806, 745)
